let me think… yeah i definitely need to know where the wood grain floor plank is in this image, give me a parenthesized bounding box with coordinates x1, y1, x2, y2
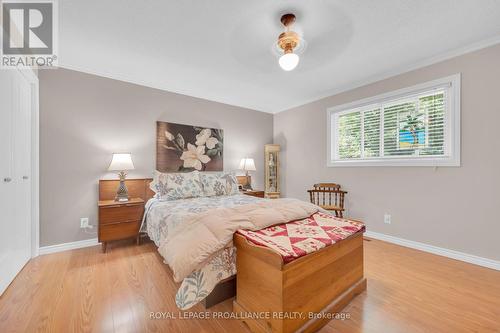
(1, 238, 499, 333)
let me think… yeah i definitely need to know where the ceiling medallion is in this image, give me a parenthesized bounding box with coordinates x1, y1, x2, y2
(277, 13, 300, 71)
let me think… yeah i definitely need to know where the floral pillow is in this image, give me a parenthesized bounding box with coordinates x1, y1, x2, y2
(150, 171, 204, 200)
(200, 172, 240, 197)
(149, 170, 169, 198)
(165, 171, 204, 200)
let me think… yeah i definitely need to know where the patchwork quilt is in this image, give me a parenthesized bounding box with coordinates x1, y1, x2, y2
(237, 212, 365, 263)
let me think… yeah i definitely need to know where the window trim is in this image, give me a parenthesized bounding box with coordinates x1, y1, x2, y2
(327, 74, 461, 167)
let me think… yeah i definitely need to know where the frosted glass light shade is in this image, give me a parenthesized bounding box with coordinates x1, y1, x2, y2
(108, 153, 135, 171)
(239, 158, 256, 171)
(279, 53, 299, 71)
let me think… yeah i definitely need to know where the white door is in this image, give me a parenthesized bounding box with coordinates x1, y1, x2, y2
(0, 69, 33, 295)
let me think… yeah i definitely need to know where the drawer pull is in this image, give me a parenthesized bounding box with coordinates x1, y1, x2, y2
(101, 203, 141, 208)
(101, 220, 139, 226)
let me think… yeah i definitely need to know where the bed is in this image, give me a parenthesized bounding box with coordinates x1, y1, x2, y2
(99, 177, 247, 309)
(109, 174, 366, 331)
(143, 193, 264, 309)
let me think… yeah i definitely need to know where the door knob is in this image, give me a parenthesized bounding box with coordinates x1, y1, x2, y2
(22, 176, 29, 180)
(3, 177, 12, 183)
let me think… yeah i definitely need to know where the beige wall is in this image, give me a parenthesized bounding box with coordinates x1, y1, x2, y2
(274, 44, 500, 261)
(40, 45, 500, 259)
(39, 69, 273, 246)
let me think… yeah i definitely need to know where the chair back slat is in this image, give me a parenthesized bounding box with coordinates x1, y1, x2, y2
(307, 183, 347, 218)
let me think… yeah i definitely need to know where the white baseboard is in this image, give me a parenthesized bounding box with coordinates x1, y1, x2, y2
(364, 231, 500, 271)
(38, 238, 99, 256)
(35, 232, 500, 271)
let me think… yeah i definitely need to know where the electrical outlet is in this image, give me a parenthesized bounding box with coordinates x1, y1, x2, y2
(384, 214, 391, 224)
(80, 217, 89, 228)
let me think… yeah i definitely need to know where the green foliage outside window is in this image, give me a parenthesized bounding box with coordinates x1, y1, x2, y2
(337, 92, 445, 159)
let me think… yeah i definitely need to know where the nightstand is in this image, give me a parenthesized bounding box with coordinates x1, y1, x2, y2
(98, 198, 144, 252)
(241, 190, 265, 198)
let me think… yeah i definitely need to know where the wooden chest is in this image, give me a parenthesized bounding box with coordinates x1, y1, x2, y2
(233, 232, 366, 333)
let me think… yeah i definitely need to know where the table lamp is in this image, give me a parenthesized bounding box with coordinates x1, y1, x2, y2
(108, 153, 135, 202)
(239, 157, 256, 190)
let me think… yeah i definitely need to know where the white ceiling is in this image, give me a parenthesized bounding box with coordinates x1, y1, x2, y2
(59, 0, 500, 113)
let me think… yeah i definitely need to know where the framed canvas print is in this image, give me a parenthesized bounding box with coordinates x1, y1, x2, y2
(156, 121, 223, 172)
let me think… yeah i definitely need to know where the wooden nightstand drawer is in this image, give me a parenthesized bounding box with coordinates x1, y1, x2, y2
(242, 190, 265, 198)
(98, 197, 145, 252)
(99, 204, 144, 225)
(99, 220, 140, 242)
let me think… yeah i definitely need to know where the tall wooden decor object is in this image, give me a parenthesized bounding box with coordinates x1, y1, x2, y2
(264, 144, 280, 199)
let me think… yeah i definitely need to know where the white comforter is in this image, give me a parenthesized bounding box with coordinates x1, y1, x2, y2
(159, 198, 320, 283)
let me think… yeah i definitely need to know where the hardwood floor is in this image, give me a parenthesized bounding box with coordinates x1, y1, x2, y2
(1, 238, 499, 333)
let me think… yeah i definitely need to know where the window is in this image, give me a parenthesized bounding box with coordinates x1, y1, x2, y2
(327, 74, 460, 166)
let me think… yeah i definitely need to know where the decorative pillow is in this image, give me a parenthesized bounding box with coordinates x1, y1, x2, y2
(200, 172, 240, 197)
(149, 170, 169, 197)
(150, 170, 204, 200)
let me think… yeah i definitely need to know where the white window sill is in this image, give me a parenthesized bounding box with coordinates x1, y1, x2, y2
(327, 157, 460, 167)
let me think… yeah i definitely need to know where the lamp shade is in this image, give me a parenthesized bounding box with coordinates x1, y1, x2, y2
(108, 153, 135, 171)
(238, 158, 256, 171)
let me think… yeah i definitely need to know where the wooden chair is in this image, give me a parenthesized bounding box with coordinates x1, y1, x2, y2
(307, 183, 347, 218)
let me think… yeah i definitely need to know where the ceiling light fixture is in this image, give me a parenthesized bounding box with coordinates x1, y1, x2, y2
(277, 13, 300, 71)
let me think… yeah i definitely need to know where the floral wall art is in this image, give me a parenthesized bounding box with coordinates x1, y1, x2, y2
(156, 121, 224, 172)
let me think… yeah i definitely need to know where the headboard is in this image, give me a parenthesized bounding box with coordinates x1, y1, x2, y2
(99, 178, 154, 201)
